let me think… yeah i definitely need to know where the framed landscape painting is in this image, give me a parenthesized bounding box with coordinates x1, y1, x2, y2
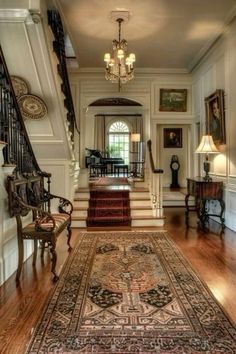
(159, 89, 187, 112)
(205, 89, 226, 145)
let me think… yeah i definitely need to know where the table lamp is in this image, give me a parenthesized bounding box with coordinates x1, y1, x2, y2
(130, 133, 140, 142)
(195, 135, 219, 181)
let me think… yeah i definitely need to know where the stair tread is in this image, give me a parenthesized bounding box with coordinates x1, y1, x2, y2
(73, 207, 88, 210)
(74, 198, 89, 201)
(130, 197, 150, 200)
(131, 206, 152, 210)
(132, 215, 165, 220)
(87, 216, 131, 220)
(88, 206, 130, 210)
(72, 216, 86, 220)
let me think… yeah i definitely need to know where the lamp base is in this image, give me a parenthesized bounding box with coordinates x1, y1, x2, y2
(203, 174, 212, 182)
(203, 161, 212, 182)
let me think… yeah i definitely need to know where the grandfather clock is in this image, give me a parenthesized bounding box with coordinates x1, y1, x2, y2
(170, 155, 180, 189)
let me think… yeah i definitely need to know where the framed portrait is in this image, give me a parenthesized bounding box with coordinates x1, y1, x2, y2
(159, 89, 187, 112)
(205, 89, 225, 145)
(164, 128, 182, 148)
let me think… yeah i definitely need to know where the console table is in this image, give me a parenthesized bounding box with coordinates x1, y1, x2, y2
(185, 177, 225, 231)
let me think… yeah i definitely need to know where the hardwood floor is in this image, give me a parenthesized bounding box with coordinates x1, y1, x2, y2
(0, 208, 236, 353)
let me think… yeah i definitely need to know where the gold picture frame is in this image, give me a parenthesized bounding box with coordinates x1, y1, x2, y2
(159, 89, 187, 112)
(205, 89, 226, 145)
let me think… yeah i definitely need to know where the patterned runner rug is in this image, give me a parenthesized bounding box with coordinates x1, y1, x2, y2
(26, 231, 236, 353)
(90, 177, 130, 186)
(87, 190, 131, 227)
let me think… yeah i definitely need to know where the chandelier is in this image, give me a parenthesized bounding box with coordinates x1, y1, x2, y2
(104, 12, 136, 91)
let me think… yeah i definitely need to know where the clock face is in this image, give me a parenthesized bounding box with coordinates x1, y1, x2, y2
(172, 162, 179, 170)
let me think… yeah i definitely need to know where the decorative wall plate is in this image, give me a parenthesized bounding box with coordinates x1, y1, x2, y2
(18, 94, 47, 120)
(10, 76, 29, 98)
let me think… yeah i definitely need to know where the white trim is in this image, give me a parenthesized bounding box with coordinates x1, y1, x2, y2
(188, 7, 236, 72)
(29, 139, 64, 144)
(0, 9, 29, 22)
(68, 67, 190, 75)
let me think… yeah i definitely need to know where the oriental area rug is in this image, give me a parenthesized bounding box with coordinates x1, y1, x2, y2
(26, 231, 236, 354)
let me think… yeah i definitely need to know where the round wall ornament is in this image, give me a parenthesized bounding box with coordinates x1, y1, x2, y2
(18, 94, 47, 120)
(10, 76, 29, 98)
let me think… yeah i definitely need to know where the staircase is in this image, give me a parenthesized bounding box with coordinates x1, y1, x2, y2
(72, 186, 165, 228)
(86, 190, 131, 227)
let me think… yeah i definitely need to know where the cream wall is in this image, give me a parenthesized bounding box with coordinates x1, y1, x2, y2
(0, 3, 78, 285)
(69, 69, 193, 188)
(192, 18, 236, 231)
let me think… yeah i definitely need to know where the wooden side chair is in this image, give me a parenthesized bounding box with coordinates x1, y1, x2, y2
(7, 171, 73, 285)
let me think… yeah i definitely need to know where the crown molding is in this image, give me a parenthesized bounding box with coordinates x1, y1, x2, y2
(188, 6, 236, 72)
(68, 67, 190, 75)
(0, 9, 29, 22)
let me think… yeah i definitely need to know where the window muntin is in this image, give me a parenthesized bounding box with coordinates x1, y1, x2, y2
(108, 121, 130, 164)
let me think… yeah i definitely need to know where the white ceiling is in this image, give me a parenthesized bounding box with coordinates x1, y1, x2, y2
(57, 0, 236, 71)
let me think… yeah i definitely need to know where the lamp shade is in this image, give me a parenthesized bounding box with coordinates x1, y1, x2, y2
(195, 135, 219, 154)
(131, 133, 140, 142)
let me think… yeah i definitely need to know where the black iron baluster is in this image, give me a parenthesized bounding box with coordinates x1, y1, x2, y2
(0, 45, 40, 174)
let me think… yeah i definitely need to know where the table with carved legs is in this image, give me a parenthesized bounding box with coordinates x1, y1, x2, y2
(185, 177, 225, 232)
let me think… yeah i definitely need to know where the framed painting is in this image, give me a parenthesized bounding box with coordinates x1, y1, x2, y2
(205, 89, 226, 145)
(164, 128, 182, 148)
(159, 89, 187, 112)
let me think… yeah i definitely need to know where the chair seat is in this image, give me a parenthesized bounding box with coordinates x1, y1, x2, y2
(22, 213, 70, 236)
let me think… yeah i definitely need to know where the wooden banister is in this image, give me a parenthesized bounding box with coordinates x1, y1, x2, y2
(147, 140, 164, 174)
(48, 10, 79, 140)
(146, 140, 164, 218)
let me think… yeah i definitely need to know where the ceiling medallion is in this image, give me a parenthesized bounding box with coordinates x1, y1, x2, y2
(104, 10, 136, 91)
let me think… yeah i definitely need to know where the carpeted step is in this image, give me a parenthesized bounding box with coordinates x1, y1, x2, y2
(90, 190, 129, 199)
(86, 189, 131, 227)
(88, 207, 130, 218)
(86, 216, 131, 227)
(89, 198, 130, 208)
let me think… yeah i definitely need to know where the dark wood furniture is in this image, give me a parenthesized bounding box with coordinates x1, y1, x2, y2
(185, 177, 225, 231)
(114, 164, 128, 177)
(90, 164, 107, 177)
(101, 157, 124, 174)
(129, 161, 144, 178)
(7, 172, 73, 285)
(85, 149, 124, 176)
(170, 155, 180, 189)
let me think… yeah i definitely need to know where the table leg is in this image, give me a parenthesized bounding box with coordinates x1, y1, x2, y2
(219, 199, 225, 232)
(185, 193, 190, 226)
(198, 199, 208, 231)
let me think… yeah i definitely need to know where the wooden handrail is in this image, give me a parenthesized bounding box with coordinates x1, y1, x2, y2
(147, 140, 164, 218)
(147, 140, 164, 174)
(48, 10, 79, 140)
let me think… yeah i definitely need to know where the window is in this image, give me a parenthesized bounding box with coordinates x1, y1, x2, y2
(108, 121, 130, 164)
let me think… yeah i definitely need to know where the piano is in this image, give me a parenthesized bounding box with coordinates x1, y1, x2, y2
(101, 157, 124, 174)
